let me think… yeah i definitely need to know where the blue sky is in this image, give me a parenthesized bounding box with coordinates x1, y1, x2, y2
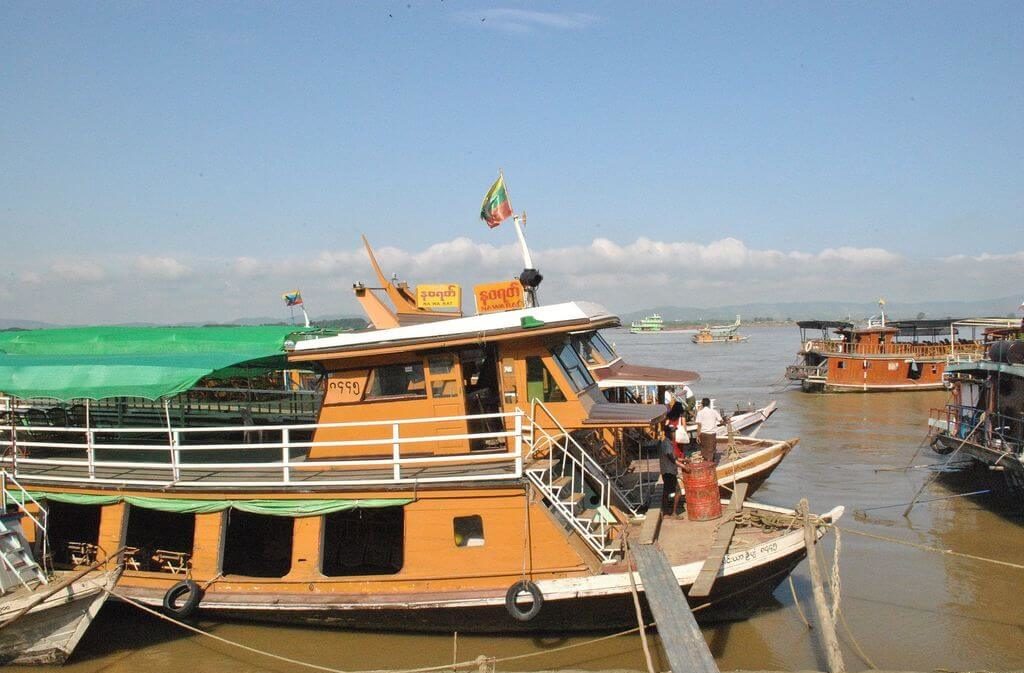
(1, 1, 1022, 323)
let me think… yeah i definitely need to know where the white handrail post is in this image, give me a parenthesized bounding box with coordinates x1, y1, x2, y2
(282, 427, 291, 483)
(392, 424, 401, 481)
(514, 412, 523, 477)
(85, 400, 95, 479)
(171, 431, 181, 482)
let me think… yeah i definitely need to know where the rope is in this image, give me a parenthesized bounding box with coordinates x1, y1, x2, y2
(837, 526, 1024, 570)
(902, 415, 986, 517)
(623, 540, 657, 673)
(836, 606, 878, 670)
(788, 575, 811, 629)
(828, 527, 842, 624)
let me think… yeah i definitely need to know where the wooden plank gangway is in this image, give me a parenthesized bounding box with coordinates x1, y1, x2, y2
(631, 543, 719, 673)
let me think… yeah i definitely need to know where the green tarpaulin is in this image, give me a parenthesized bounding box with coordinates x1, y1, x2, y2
(6, 490, 410, 517)
(0, 325, 323, 401)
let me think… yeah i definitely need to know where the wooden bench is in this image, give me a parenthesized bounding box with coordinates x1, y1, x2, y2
(151, 549, 191, 574)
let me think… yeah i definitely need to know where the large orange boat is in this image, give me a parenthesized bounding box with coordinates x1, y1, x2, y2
(0, 297, 841, 632)
(785, 317, 988, 393)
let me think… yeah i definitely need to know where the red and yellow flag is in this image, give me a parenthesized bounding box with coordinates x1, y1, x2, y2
(480, 174, 513, 228)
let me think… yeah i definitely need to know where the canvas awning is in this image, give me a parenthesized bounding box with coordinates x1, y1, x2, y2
(5, 491, 411, 517)
(0, 325, 323, 401)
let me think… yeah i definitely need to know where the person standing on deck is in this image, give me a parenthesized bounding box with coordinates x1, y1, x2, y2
(660, 434, 681, 515)
(696, 398, 722, 463)
(664, 391, 687, 459)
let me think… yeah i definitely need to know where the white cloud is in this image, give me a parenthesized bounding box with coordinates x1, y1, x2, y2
(50, 259, 106, 283)
(4, 239, 1021, 325)
(133, 255, 191, 279)
(461, 9, 598, 34)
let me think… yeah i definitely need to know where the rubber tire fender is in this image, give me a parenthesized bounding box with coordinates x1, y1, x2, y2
(504, 580, 543, 622)
(163, 579, 203, 618)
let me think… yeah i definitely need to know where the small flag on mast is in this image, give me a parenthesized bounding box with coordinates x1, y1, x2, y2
(283, 291, 303, 307)
(480, 174, 514, 228)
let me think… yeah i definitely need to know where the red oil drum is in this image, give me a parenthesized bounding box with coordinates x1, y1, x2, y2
(683, 460, 723, 521)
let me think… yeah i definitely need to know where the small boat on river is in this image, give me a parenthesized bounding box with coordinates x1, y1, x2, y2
(928, 320, 1024, 493)
(0, 291, 840, 632)
(692, 316, 747, 344)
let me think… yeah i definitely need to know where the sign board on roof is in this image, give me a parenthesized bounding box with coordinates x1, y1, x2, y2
(415, 284, 462, 310)
(474, 280, 525, 314)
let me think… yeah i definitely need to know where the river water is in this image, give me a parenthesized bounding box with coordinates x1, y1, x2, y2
(31, 327, 1024, 673)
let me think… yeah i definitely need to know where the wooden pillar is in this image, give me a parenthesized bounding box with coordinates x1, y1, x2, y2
(799, 499, 845, 673)
(190, 512, 224, 577)
(285, 515, 323, 580)
(96, 503, 127, 561)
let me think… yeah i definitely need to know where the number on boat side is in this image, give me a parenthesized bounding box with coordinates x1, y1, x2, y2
(326, 370, 369, 404)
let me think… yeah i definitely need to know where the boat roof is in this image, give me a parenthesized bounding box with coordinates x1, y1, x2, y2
(0, 325, 323, 401)
(796, 320, 854, 330)
(947, 360, 1024, 377)
(592, 361, 701, 388)
(291, 302, 618, 357)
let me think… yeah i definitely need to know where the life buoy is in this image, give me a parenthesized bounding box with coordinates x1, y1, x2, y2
(504, 580, 543, 622)
(163, 579, 202, 618)
(804, 341, 814, 353)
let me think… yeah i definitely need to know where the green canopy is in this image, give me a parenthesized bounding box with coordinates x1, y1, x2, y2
(5, 490, 411, 517)
(0, 325, 322, 401)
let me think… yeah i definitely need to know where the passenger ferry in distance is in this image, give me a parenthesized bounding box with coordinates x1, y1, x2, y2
(629, 314, 663, 333)
(0, 286, 841, 632)
(785, 310, 989, 393)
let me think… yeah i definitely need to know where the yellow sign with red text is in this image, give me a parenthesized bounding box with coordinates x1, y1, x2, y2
(415, 284, 462, 310)
(474, 280, 525, 314)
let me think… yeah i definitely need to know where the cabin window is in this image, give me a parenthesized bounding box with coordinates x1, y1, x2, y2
(453, 515, 484, 547)
(428, 355, 459, 399)
(551, 342, 596, 392)
(223, 510, 293, 577)
(124, 507, 195, 574)
(526, 357, 566, 403)
(836, 360, 845, 370)
(45, 501, 102, 568)
(365, 362, 427, 400)
(322, 507, 404, 576)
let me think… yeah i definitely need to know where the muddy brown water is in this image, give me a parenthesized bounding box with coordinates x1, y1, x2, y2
(17, 327, 1024, 672)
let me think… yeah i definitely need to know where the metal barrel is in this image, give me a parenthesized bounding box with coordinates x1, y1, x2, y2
(682, 460, 723, 521)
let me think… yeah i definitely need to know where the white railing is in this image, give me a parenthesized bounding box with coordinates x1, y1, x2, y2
(0, 411, 526, 489)
(523, 400, 631, 562)
(0, 469, 49, 576)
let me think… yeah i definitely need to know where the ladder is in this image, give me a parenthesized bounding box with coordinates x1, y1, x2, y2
(0, 470, 48, 593)
(521, 401, 638, 563)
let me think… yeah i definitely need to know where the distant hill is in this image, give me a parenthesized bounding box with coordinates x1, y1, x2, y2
(0, 314, 368, 330)
(0, 319, 57, 330)
(620, 295, 1023, 324)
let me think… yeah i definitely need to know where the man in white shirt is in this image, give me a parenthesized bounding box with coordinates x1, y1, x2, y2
(695, 397, 722, 462)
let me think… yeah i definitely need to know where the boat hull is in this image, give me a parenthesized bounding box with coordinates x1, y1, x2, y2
(0, 571, 119, 666)
(117, 526, 813, 633)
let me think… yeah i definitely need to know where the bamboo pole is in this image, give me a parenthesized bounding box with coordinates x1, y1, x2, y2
(799, 499, 845, 673)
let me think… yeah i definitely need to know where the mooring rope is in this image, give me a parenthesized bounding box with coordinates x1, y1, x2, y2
(836, 526, 1024, 570)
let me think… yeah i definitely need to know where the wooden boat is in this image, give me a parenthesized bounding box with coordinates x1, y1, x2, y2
(692, 316, 747, 344)
(0, 566, 122, 665)
(0, 483, 122, 666)
(0, 295, 841, 633)
(629, 314, 664, 333)
(928, 321, 1024, 493)
(785, 316, 989, 393)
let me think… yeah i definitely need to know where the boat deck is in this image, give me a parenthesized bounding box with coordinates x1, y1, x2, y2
(0, 456, 519, 490)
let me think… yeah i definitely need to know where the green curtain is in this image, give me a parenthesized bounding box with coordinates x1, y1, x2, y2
(7, 491, 411, 517)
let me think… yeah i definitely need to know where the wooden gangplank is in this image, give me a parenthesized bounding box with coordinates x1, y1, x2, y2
(631, 544, 719, 673)
(688, 482, 748, 598)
